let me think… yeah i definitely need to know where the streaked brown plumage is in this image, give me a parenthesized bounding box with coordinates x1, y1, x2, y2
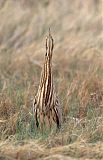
(33, 29, 62, 131)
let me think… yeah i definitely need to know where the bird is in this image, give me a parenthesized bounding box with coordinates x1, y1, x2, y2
(33, 29, 62, 132)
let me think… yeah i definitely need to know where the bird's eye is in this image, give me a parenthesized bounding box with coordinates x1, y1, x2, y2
(33, 98, 36, 107)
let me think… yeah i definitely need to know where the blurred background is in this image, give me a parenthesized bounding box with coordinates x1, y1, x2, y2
(0, 0, 103, 67)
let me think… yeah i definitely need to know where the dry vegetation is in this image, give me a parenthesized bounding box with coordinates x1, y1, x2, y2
(0, 0, 103, 159)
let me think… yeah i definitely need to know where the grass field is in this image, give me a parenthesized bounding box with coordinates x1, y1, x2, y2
(0, 0, 103, 159)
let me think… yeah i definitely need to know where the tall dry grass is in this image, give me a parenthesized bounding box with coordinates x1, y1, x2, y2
(0, 0, 103, 159)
